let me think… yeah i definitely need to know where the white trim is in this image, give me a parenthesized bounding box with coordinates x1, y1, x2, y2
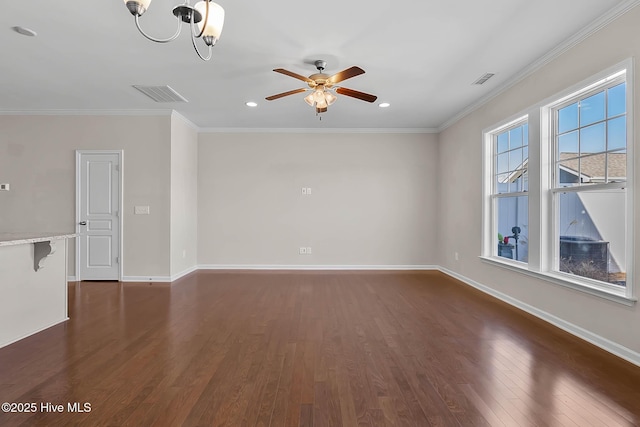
(171, 265, 198, 281)
(171, 110, 199, 131)
(479, 256, 636, 306)
(0, 109, 172, 116)
(197, 127, 439, 134)
(438, 266, 640, 367)
(67, 276, 77, 282)
(438, 0, 640, 132)
(198, 264, 439, 271)
(0, 318, 69, 350)
(122, 276, 172, 283)
(75, 150, 124, 282)
(543, 61, 635, 299)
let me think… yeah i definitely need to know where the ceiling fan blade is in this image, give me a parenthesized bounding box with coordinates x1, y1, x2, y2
(265, 88, 307, 101)
(327, 66, 365, 85)
(335, 87, 378, 103)
(273, 68, 314, 84)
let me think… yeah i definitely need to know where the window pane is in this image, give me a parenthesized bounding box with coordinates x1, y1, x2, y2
(579, 154, 605, 183)
(558, 130, 579, 157)
(580, 122, 605, 154)
(496, 174, 509, 193)
(522, 169, 529, 192)
(496, 196, 528, 262)
(607, 116, 626, 151)
(511, 171, 527, 193)
(558, 190, 626, 286)
(497, 133, 508, 153)
(607, 82, 626, 117)
(607, 151, 626, 182)
(580, 91, 605, 126)
(558, 159, 580, 185)
(509, 126, 523, 149)
(509, 148, 523, 171)
(497, 152, 509, 174)
(558, 103, 578, 134)
(523, 123, 529, 145)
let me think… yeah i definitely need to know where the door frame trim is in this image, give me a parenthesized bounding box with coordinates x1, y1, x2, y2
(75, 150, 124, 281)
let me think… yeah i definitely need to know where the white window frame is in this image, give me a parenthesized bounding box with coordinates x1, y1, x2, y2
(481, 59, 635, 305)
(545, 68, 633, 299)
(483, 115, 529, 266)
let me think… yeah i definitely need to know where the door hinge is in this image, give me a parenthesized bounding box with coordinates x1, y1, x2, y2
(115, 256, 119, 263)
(114, 164, 119, 172)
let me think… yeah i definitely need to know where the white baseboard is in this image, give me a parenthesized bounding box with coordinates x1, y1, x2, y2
(0, 317, 69, 349)
(171, 265, 198, 281)
(437, 266, 640, 368)
(121, 276, 172, 283)
(198, 264, 439, 271)
(67, 276, 77, 282)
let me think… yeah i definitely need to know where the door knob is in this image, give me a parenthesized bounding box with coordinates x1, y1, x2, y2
(79, 221, 87, 226)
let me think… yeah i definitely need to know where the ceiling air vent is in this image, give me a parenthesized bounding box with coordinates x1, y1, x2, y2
(132, 85, 188, 103)
(472, 73, 495, 85)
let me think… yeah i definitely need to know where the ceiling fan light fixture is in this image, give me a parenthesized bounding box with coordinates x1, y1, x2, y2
(313, 87, 325, 104)
(325, 91, 337, 106)
(266, 61, 376, 116)
(304, 93, 315, 106)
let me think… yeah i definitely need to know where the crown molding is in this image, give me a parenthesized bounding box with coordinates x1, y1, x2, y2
(171, 110, 199, 131)
(0, 109, 173, 116)
(198, 127, 439, 134)
(437, 0, 640, 132)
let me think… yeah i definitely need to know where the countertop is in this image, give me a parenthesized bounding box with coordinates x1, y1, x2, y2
(0, 232, 77, 247)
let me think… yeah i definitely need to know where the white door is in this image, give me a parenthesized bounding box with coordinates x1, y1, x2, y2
(76, 151, 121, 280)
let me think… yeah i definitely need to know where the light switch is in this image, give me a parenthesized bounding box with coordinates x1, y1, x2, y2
(306, 187, 312, 195)
(134, 205, 150, 215)
(0, 183, 9, 191)
(301, 187, 307, 195)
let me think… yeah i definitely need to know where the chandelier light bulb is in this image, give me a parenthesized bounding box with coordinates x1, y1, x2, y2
(195, 1, 225, 40)
(124, 0, 153, 16)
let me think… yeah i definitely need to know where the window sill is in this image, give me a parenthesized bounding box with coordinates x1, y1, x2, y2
(479, 256, 637, 306)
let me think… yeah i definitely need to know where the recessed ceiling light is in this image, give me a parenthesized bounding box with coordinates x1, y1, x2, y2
(245, 101, 258, 107)
(379, 102, 390, 108)
(12, 26, 37, 37)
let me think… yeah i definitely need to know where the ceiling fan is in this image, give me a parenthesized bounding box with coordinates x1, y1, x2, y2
(265, 60, 377, 114)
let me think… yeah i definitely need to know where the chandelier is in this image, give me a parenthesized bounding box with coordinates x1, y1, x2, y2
(123, 0, 225, 61)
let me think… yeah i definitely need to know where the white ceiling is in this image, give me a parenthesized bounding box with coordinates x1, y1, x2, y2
(0, 0, 634, 130)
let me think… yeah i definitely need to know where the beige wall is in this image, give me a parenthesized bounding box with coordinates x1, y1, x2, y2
(437, 7, 640, 354)
(170, 113, 198, 277)
(197, 132, 438, 266)
(0, 115, 172, 278)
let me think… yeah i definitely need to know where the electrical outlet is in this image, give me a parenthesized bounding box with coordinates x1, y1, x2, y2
(306, 247, 312, 254)
(455, 252, 459, 261)
(306, 187, 312, 195)
(299, 247, 307, 254)
(183, 249, 187, 258)
(0, 183, 9, 191)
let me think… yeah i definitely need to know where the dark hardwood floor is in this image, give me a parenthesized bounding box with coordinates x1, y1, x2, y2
(1, 271, 639, 426)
